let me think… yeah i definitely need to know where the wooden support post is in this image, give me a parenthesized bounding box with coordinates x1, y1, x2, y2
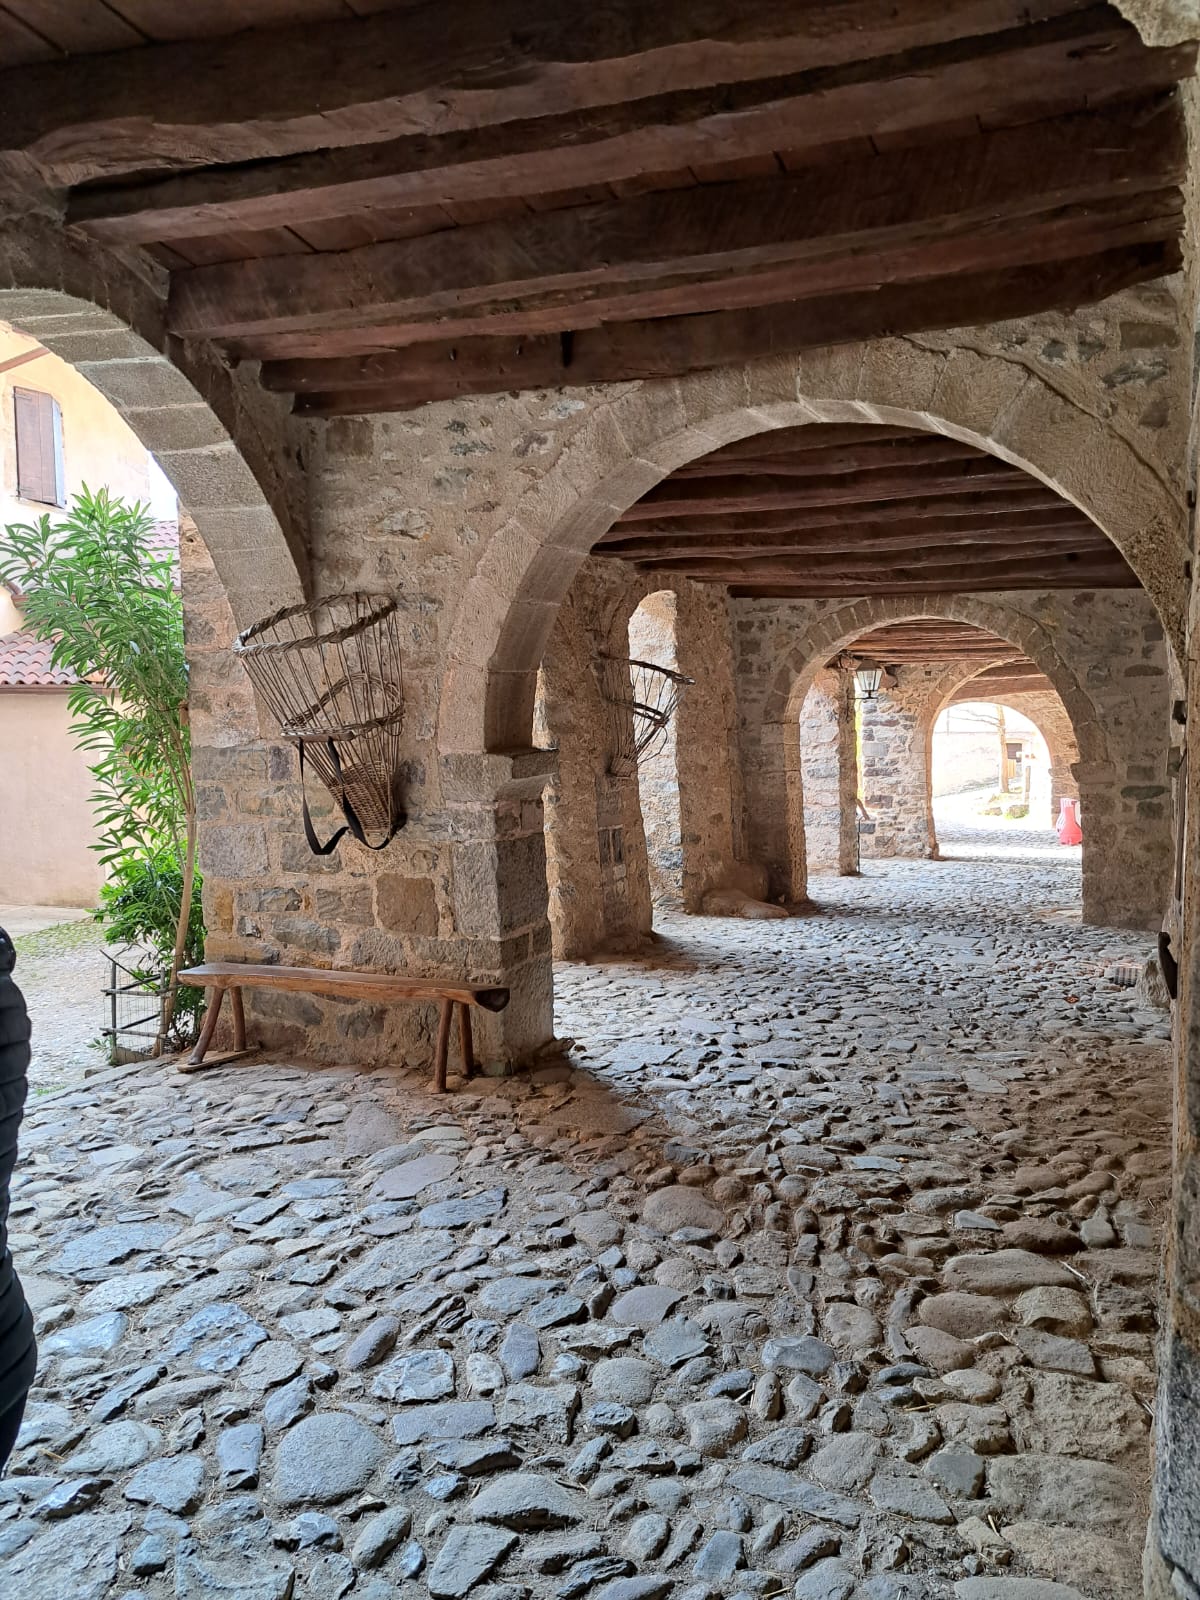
(189, 985, 225, 1066)
(459, 1003, 475, 1080)
(231, 986, 246, 1051)
(433, 997, 454, 1094)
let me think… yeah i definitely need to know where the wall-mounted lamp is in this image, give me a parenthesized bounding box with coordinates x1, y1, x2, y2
(853, 658, 884, 700)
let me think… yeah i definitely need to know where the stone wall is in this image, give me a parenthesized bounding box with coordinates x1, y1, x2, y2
(536, 558, 653, 960)
(858, 665, 962, 860)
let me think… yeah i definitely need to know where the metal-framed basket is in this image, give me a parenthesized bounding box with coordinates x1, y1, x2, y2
(234, 593, 406, 854)
(596, 654, 693, 780)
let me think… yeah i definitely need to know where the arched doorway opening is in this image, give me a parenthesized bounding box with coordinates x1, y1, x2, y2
(628, 590, 684, 915)
(0, 261, 309, 1060)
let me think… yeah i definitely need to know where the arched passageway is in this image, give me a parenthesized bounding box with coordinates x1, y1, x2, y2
(0, 262, 310, 981)
(439, 348, 1185, 761)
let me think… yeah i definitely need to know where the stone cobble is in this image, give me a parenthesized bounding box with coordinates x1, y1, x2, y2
(0, 836, 1167, 1600)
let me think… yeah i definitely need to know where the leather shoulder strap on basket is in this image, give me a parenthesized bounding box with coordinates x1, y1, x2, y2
(298, 738, 403, 855)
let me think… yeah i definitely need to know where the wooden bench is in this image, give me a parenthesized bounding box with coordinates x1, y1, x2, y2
(177, 962, 510, 1092)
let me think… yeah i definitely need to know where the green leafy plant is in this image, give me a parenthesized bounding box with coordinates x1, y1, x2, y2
(98, 848, 206, 1046)
(0, 486, 202, 1049)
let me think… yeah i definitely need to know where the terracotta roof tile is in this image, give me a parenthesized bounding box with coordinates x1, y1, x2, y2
(0, 520, 177, 688)
(0, 631, 98, 688)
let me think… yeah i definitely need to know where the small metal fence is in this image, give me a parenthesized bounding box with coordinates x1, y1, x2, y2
(101, 951, 165, 1064)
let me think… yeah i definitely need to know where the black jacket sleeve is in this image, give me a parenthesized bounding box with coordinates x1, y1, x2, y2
(0, 929, 36, 1407)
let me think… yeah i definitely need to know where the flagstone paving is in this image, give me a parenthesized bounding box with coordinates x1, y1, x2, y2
(0, 828, 1168, 1600)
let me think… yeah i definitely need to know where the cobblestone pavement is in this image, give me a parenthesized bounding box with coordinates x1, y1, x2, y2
(1, 838, 1168, 1600)
(6, 917, 112, 1095)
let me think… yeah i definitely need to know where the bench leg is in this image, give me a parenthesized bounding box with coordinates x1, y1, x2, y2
(433, 997, 454, 1094)
(189, 987, 225, 1066)
(459, 1003, 475, 1080)
(231, 987, 247, 1051)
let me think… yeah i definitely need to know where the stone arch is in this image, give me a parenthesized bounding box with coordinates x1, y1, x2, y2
(932, 665, 1083, 828)
(753, 594, 1107, 907)
(763, 595, 1107, 762)
(0, 218, 306, 624)
(439, 342, 1184, 759)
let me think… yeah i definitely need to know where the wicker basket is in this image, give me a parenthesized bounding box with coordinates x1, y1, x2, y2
(596, 654, 693, 780)
(234, 593, 406, 853)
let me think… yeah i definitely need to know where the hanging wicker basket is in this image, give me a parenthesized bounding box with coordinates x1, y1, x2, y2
(234, 593, 406, 854)
(596, 654, 693, 780)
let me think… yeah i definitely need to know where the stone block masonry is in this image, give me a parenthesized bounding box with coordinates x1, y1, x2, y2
(800, 667, 860, 876)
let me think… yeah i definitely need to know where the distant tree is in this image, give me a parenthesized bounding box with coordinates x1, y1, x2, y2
(0, 486, 201, 1049)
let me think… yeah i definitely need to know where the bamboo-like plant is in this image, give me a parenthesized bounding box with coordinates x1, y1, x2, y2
(0, 486, 201, 1049)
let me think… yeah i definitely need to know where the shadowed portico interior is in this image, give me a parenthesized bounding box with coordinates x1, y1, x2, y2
(0, 5, 1197, 1599)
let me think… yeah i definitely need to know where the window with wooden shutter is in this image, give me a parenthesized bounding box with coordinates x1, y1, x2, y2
(13, 387, 65, 507)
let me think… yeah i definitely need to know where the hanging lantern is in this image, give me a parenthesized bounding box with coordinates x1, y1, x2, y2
(595, 654, 693, 779)
(854, 657, 884, 701)
(234, 593, 406, 855)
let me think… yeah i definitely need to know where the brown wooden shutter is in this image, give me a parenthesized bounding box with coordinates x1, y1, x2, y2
(14, 387, 64, 507)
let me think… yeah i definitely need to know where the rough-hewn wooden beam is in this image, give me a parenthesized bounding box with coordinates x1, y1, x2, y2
(872, 648, 1028, 661)
(66, 11, 1190, 242)
(635, 544, 1130, 581)
(604, 525, 1106, 562)
(603, 491, 1078, 540)
(673, 436, 986, 478)
(287, 241, 1179, 413)
(4, 0, 1103, 184)
(728, 566, 1138, 596)
(226, 191, 1178, 360)
(171, 103, 1180, 341)
(622, 462, 1036, 519)
(951, 674, 1055, 698)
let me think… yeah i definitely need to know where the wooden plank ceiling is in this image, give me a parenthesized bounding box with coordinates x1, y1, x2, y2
(840, 624, 1052, 694)
(0, 1, 1190, 416)
(593, 423, 1136, 598)
(949, 661, 1056, 699)
(840, 626, 1053, 697)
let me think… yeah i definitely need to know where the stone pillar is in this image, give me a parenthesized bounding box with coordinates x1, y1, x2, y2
(858, 675, 937, 859)
(538, 562, 653, 957)
(739, 715, 807, 903)
(672, 583, 744, 909)
(801, 666, 860, 875)
(441, 750, 558, 1066)
(1146, 652, 1200, 1600)
(1073, 758, 1169, 931)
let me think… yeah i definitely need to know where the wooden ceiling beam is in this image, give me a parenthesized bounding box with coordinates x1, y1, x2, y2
(871, 648, 1027, 662)
(170, 102, 1181, 341)
(18, 0, 1113, 184)
(601, 521, 1100, 560)
(672, 436, 988, 479)
(236, 191, 1179, 359)
(852, 628, 1023, 650)
(728, 566, 1138, 597)
(951, 675, 1055, 698)
(65, 11, 1190, 242)
(855, 627, 1015, 642)
(622, 461, 1038, 519)
(287, 240, 1179, 413)
(603, 492, 1081, 540)
(633, 543, 1130, 581)
(688, 425, 922, 462)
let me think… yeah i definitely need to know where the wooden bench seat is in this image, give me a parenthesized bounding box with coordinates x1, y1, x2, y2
(177, 961, 509, 1091)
